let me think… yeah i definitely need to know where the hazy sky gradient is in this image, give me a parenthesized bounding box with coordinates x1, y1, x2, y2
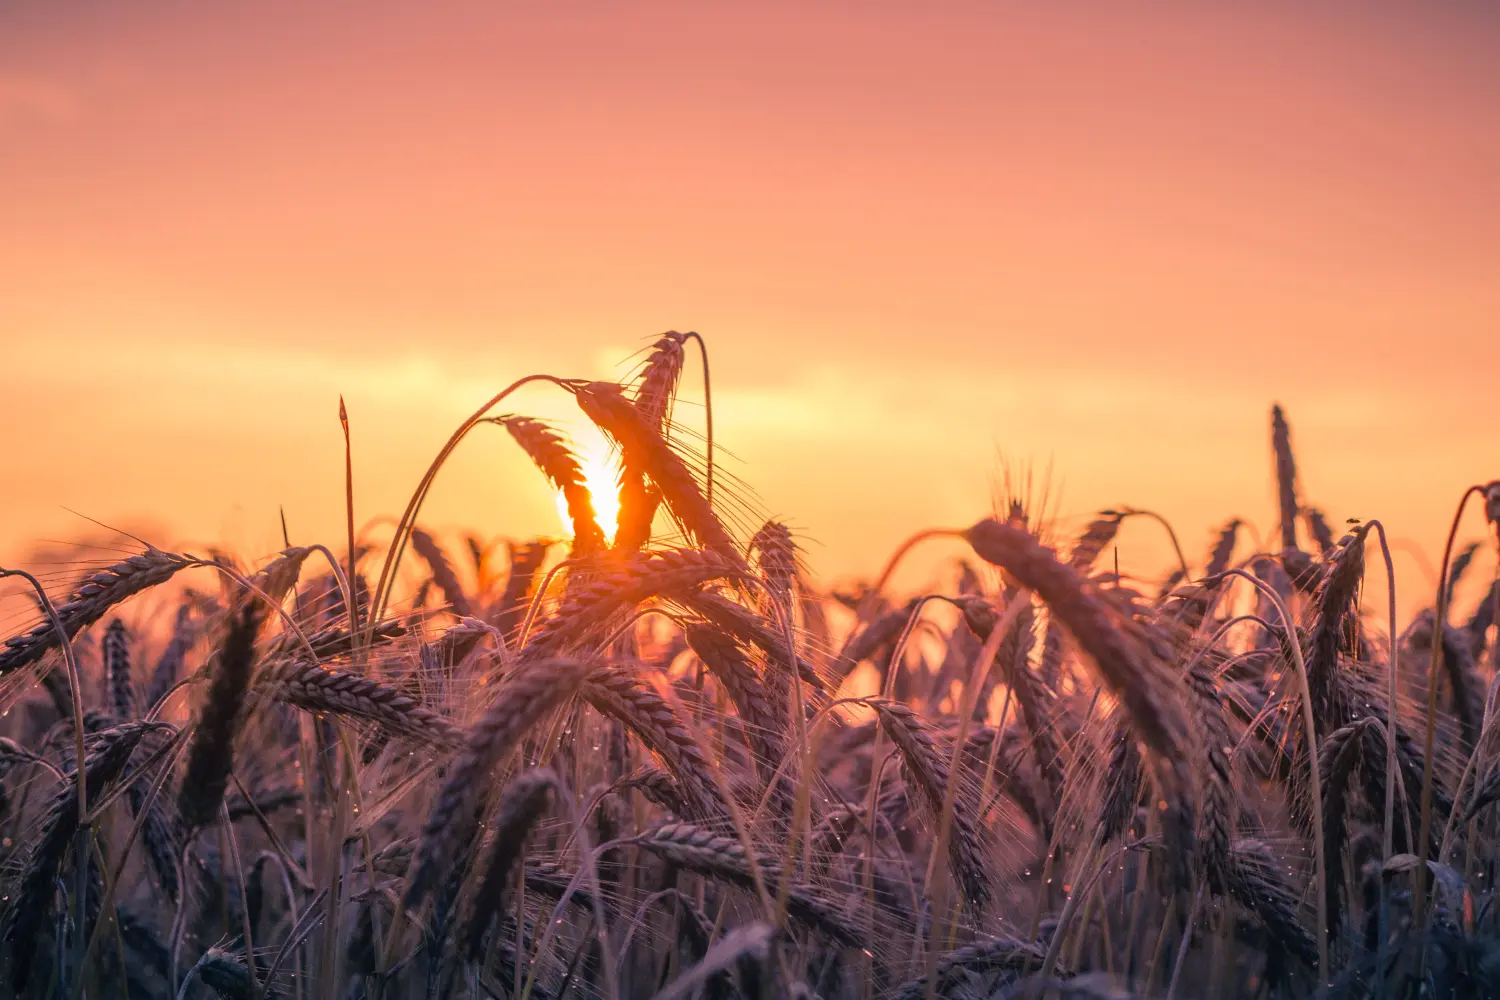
(3, 2, 1496, 612)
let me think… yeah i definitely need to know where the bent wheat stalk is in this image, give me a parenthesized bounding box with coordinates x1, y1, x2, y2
(1414, 484, 1488, 946)
(369, 373, 580, 630)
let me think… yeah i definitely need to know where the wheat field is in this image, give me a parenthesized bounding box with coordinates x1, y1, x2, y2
(0, 332, 1496, 1000)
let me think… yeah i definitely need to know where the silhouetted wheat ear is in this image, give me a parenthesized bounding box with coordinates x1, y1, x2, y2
(684, 624, 788, 805)
(1227, 839, 1318, 970)
(1304, 524, 1370, 722)
(247, 544, 312, 605)
(461, 767, 557, 960)
(575, 381, 743, 568)
(2, 721, 164, 992)
(491, 539, 552, 638)
(409, 526, 474, 617)
(962, 596, 1061, 800)
(132, 779, 183, 902)
(266, 618, 405, 663)
(146, 601, 195, 711)
(255, 657, 463, 750)
(1302, 506, 1336, 555)
(611, 333, 688, 550)
(521, 860, 607, 916)
(1445, 540, 1482, 604)
(960, 726, 1049, 831)
(633, 331, 688, 431)
(891, 935, 1054, 1000)
(1346, 700, 1439, 856)
(1070, 509, 1125, 569)
(498, 415, 609, 555)
(1037, 619, 1066, 690)
(1440, 620, 1482, 752)
(187, 947, 256, 1000)
(838, 598, 918, 677)
(116, 722, 185, 902)
(405, 656, 592, 909)
(613, 765, 690, 816)
(964, 520, 1189, 755)
(660, 922, 775, 1000)
(1270, 404, 1300, 553)
(177, 599, 267, 834)
(1317, 717, 1376, 938)
(1100, 718, 1142, 844)
(685, 590, 826, 692)
(0, 547, 197, 678)
(1206, 518, 1241, 577)
(1186, 664, 1232, 895)
(1466, 578, 1499, 660)
(102, 617, 136, 720)
(582, 661, 726, 820)
(1405, 610, 1483, 752)
(750, 519, 797, 605)
(963, 517, 1196, 883)
(523, 548, 744, 657)
(626, 823, 868, 950)
(117, 907, 171, 980)
(872, 700, 992, 908)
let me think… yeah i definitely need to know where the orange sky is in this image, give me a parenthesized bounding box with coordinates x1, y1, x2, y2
(2, 3, 1496, 617)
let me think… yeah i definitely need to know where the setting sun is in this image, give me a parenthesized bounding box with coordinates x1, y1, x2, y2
(555, 422, 623, 545)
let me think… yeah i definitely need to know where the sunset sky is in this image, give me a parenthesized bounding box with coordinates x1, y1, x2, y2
(2, 2, 1496, 616)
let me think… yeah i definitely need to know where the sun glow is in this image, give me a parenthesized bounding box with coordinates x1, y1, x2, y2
(555, 423, 623, 545)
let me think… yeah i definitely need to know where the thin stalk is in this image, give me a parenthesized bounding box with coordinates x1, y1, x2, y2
(220, 802, 260, 999)
(229, 772, 314, 890)
(1364, 520, 1398, 997)
(858, 528, 964, 622)
(1414, 486, 1485, 946)
(1440, 673, 1500, 859)
(1120, 507, 1192, 580)
(516, 557, 577, 647)
(1218, 568, 1328, 979)
(1039, 827, 1104, 979)
(1164, 885, 1205, 1000)
(0, 569, 88, 820)
(681, 331, 714, 506)
(1125, 811, 1155, 986)
(762, 581, 816, 937)
(169, 841, 192, 993)
(1143, 894, 1179, 994)
(340, 397, 360, 639)
(922, 590, 1028, 1000)
(369, 373, 578, 630)
(0, 568, 91, 982)
(76, 727, 191, 993)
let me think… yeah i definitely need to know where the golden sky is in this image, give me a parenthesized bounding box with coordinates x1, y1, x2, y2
(2, 3, 1496, 615)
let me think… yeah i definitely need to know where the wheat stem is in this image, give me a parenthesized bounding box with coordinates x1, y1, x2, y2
(1216, 568, 1327, 979)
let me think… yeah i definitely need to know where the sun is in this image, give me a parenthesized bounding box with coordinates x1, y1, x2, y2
(555, 422, 622, 545)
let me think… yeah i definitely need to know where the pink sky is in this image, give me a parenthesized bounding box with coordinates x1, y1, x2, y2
(2, 2, 1496, 616)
